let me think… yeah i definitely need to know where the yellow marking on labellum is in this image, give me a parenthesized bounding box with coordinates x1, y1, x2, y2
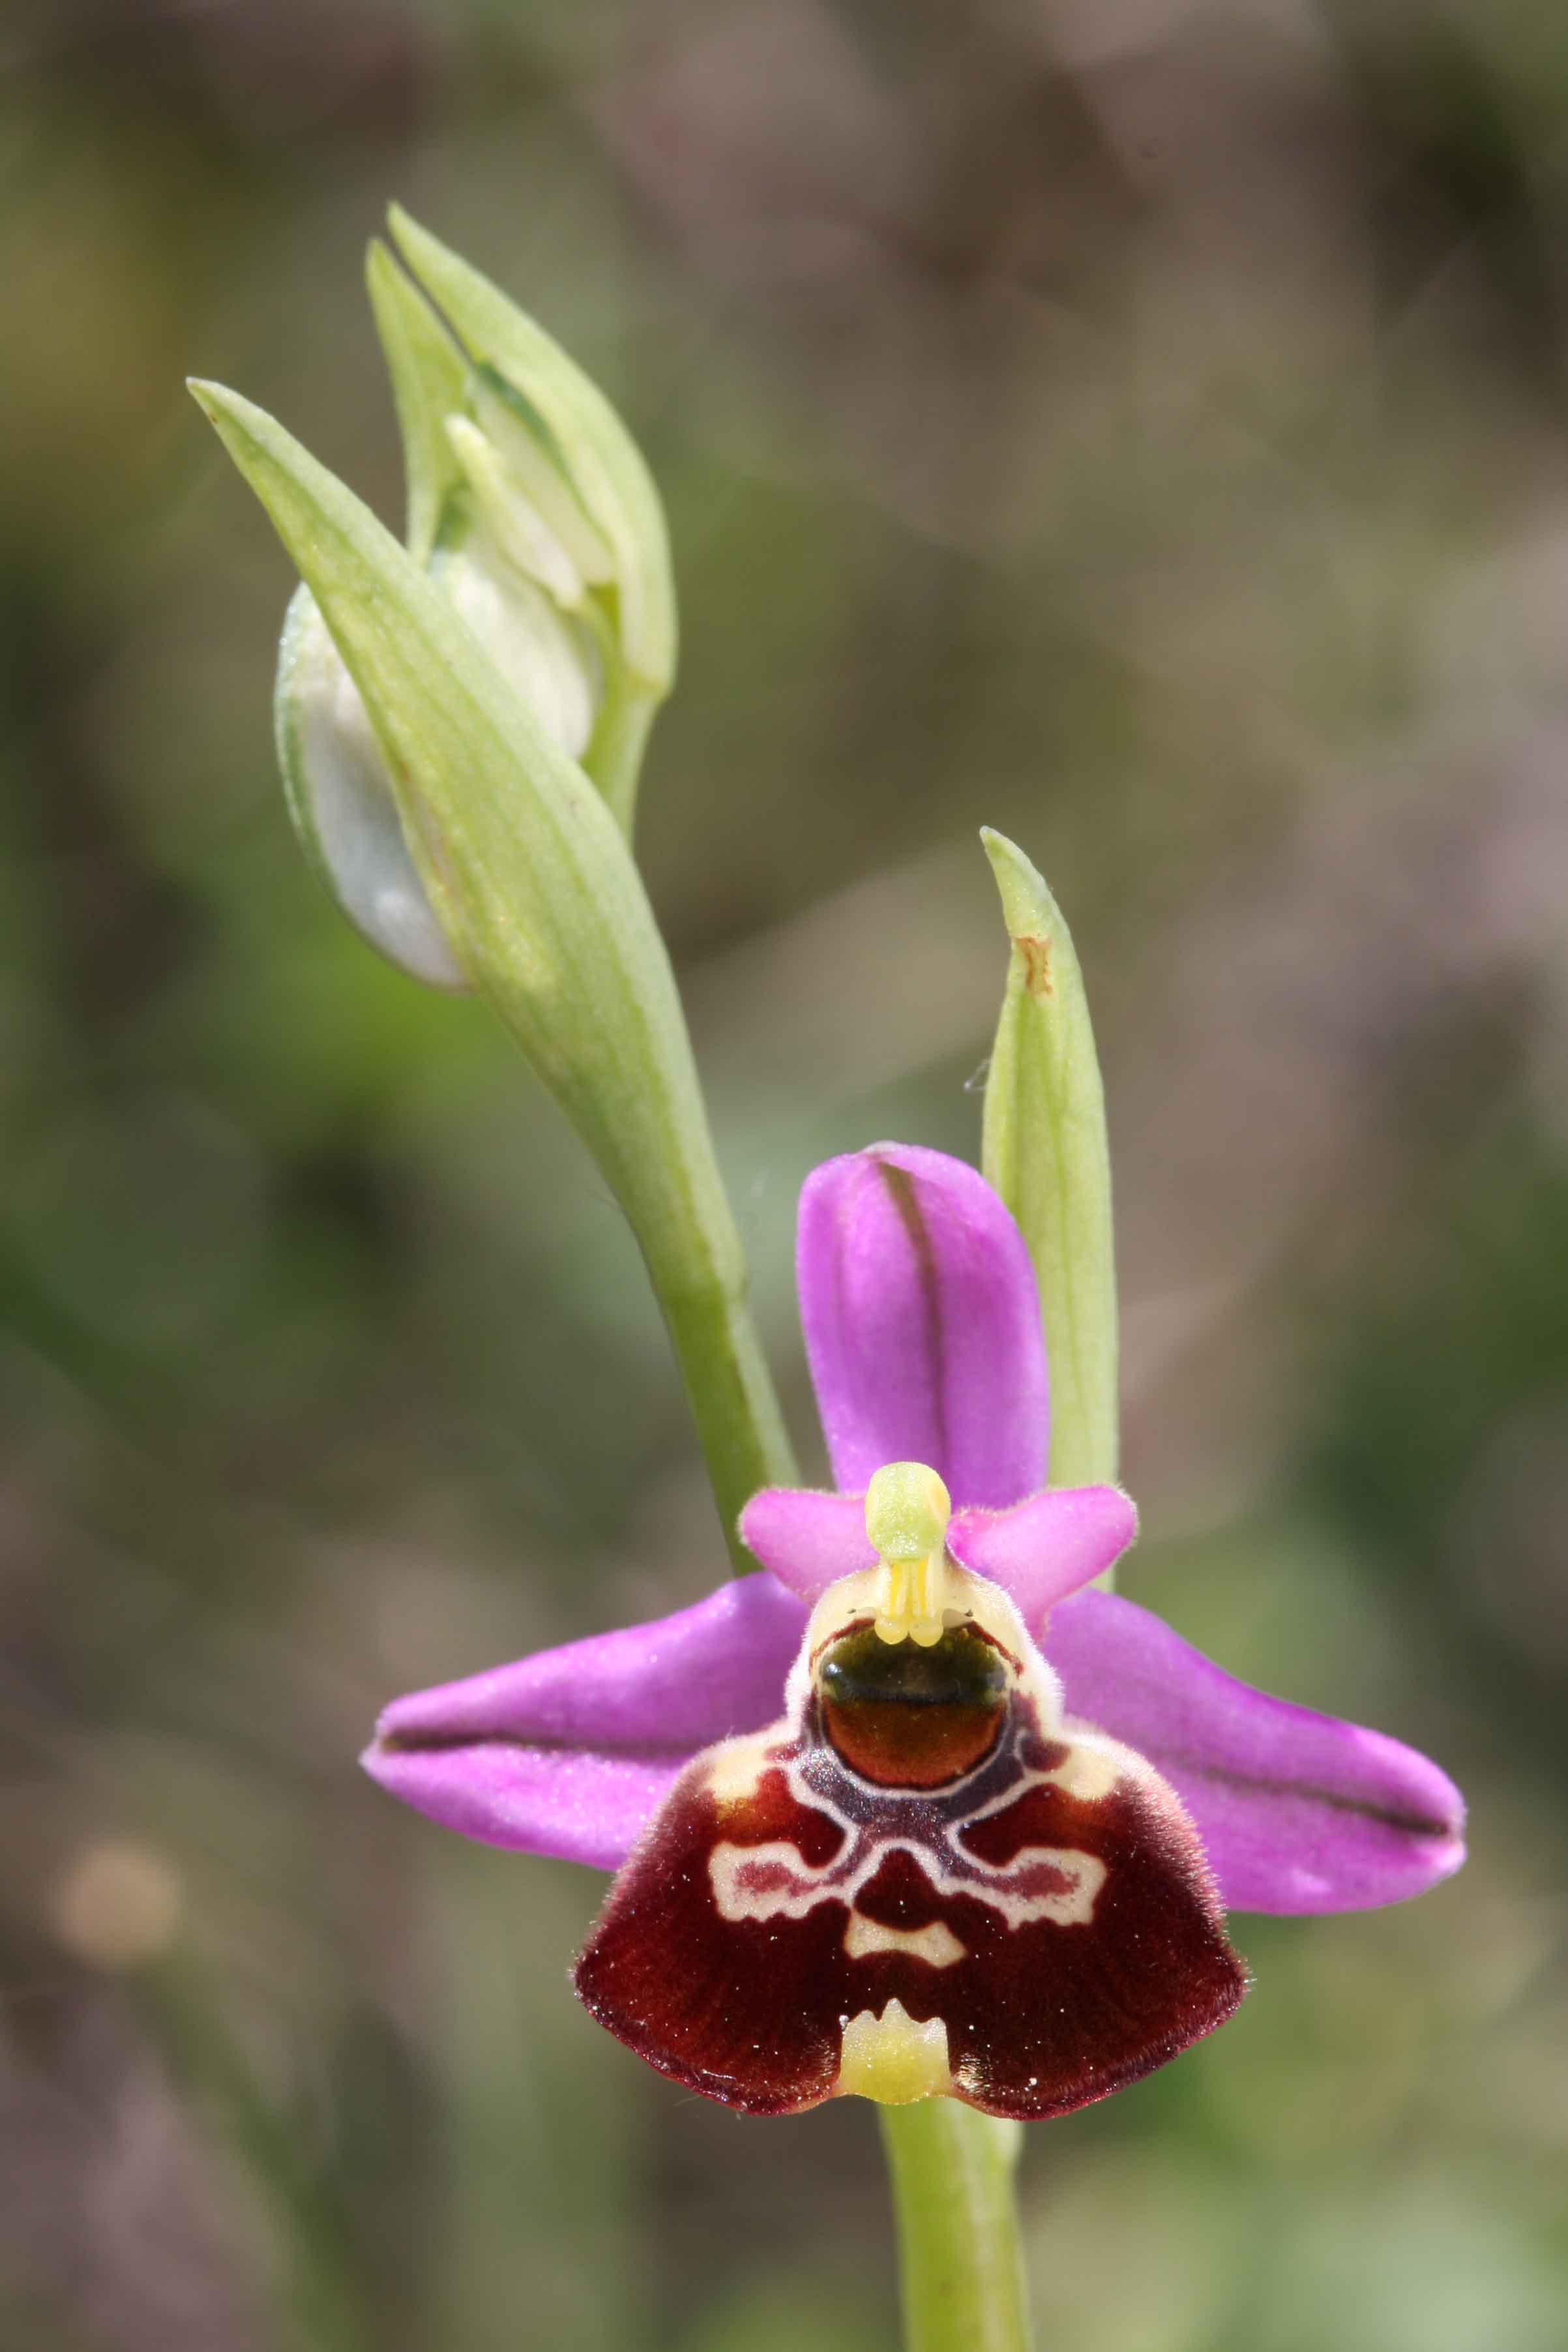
(703, 1731, 778, 1815)
(1041, 1738, 1120, 1803)
(863, 1461, 958, 1646)
(836, 2000, 953, 2104)
(843, 1911, 965, 1967)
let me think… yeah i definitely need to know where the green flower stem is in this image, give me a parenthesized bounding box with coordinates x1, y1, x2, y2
(584, 667, 660, 839)
(880, 2105, 1033, 2352)
(867, 827, 1127, 2352)
(656, 1263, 798, 1550)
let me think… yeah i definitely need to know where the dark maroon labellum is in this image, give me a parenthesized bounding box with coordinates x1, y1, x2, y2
(573, 1615, 1248, 2119)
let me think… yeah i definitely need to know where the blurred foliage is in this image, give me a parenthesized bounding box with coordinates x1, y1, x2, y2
(3, 1, 1567, 2347)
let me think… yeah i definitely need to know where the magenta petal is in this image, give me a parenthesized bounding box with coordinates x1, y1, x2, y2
(739, 1487, 876, 1600)
(364, 1573, 806, 1867)
(366, 1742, 687, 1869)
(1045, 1590, 1466, 1915)
(797, 1144, 1048, 1509)
(948, 1487, 1138, 1623)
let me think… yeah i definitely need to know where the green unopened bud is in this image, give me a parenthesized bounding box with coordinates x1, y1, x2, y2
(271, 211, 674, 990)
(385, 207, 674, 826)
(191, 328, 787, 1558)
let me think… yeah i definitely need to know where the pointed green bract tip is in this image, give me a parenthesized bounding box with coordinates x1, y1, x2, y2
(364, 234, 468, 564)
(981, 824, 1060, 942)
(188, 376, 269, 439)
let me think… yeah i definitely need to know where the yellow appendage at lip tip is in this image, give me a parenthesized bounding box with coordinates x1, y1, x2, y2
(863, 1462, 957, 1646)
(837, 2001, 954, 2105)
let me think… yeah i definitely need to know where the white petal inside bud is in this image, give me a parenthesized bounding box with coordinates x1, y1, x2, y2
(434, 541, 600, 764)
(276, 587, 468, 991)
(276, 529, 602, 990)
(445, 415, 585, 607)
(467, 371, 617, 589)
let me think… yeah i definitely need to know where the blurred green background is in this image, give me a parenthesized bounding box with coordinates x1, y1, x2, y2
(2, 1, 1564, 2346)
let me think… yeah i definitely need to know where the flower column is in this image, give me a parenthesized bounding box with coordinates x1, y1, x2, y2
(874, 833, 1125, 2352)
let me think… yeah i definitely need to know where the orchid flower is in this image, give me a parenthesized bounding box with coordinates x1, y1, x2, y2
(366, 1143, 1464, 2120)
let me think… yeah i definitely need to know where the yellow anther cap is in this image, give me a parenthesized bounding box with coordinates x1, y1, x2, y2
(863, 1463, 951, 1563)
(864, 1464, 954, 1645)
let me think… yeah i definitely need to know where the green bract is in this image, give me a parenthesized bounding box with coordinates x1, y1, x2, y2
(273, 211, 676, 989)
(980, 827, 1119, 1491)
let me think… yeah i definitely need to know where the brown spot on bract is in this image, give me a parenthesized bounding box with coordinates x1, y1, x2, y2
(1016, 932, 1054, 997)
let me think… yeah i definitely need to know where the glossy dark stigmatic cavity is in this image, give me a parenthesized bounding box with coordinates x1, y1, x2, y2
(816, 1622, 1007, 1788)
